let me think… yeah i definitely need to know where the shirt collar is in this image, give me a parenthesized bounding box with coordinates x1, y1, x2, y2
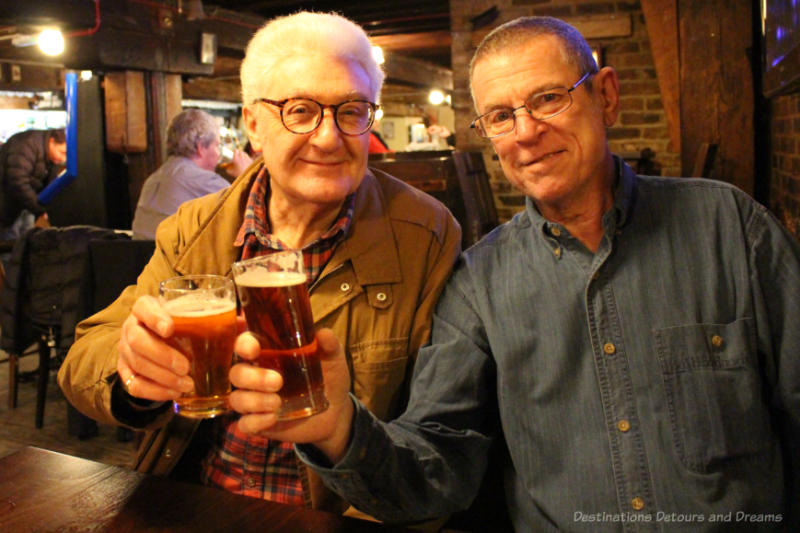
(524, 154, 635, 236)
(234, 163, 355, 250)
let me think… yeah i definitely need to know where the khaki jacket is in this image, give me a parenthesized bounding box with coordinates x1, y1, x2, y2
(58, 163, 461, 514)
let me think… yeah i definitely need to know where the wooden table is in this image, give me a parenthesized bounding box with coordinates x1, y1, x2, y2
(0, 446, 410, 532)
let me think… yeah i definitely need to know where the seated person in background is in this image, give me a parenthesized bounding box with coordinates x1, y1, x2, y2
(224, 15, 800, 531)
(58, 10, 460, 520)
(0, 128, 66, 241)
(131, 109, 231, 239)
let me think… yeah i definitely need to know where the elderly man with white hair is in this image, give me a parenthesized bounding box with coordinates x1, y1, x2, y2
(131, 108, 232, 239)
(59, 11, 461, 517)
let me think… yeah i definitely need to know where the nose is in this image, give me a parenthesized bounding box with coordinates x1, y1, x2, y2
(311, 109, 344, 151)
(512, 108, 547, 142)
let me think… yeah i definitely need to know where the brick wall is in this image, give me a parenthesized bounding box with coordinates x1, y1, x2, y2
(451, 0, 680, 222)
(770, 92, 800, 240)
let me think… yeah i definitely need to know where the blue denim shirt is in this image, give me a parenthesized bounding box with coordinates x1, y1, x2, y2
(299, 158, 800, 531)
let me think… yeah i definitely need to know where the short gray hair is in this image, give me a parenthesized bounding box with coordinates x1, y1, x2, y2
(166, 109, 218, 157)
(240, 11, 385, 105)
(469, 16, 599, 100)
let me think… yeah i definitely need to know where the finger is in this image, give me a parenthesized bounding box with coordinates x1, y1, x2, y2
(228, 389, 282, 414)
(237, 413, 280, 436)
(130, 295, 174, 338)
(121, 314, 190, 376)
(229, 361, 283, 392)
(117, 362, 183, 402)
(233, 332, 261, 361)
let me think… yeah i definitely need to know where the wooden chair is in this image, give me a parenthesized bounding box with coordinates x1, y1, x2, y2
(691, 142, 718, 178)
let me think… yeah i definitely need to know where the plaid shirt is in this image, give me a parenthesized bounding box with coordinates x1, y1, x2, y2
(201, 165, 354, 505)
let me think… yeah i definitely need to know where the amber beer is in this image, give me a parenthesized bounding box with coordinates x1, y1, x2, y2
(233, 253, 329, 420)
(159, 275, 236, 419)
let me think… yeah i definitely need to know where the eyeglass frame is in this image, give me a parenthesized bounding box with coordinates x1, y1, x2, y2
(470, 71, 595, 139)
(254, 97, 380, 137)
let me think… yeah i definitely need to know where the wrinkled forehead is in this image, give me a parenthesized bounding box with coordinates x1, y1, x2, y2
(470, 36, 576, 110)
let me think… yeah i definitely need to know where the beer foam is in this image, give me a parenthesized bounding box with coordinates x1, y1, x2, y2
(163, 293, 236, 317)
(235, 270, 306, 288)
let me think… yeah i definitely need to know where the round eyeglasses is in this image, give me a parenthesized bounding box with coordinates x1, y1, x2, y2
(255, 97, 379, 136)
(470, 72, 594, 139)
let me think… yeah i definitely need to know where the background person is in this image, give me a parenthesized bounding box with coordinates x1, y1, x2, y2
(131, 109, 231, 240)
(58, 11, 460, 519)
(228, 16, 800, 531)
(0, 128, 66, 242)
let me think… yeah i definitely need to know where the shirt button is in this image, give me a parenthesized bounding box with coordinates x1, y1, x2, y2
(631, 497, 645, 511)
(376, 292, 387, 302)
(340, 282, 351, 292)
(551, 226, 561, 237)
(711, 334, 723, 348)
(617, 419, 631, 432)
(603, 342, 616, 355)
(246, 477, 257, 488)
(554, 247, 562, 258)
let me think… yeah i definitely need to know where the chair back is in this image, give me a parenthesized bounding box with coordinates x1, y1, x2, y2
(88, 239, 155, 312)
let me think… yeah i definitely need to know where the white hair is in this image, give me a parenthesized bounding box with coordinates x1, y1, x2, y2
(166, 109, 218, 157)
(240, 11, 385, 105)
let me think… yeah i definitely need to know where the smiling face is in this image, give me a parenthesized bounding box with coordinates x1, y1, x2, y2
(471, 35, 619, 215)
(243, 54, 372, 212)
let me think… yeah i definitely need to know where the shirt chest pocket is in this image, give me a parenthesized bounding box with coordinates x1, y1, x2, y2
(653, 317, 773, 473)
(348, 338, 410, 421)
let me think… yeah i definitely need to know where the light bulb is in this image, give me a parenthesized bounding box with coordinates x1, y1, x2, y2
(38, 29, 64, 56)
(428, 90, 445, 105)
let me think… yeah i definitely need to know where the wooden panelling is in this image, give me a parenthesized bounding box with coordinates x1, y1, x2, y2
(103, 71, 147, 154)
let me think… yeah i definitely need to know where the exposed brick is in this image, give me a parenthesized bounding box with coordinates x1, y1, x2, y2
(621, 112, 661, 125)
(575, 2, 616, 15)
(620, 97, 645, 110)
(642, 126, 670, 139)
(604, 41, 640, 54)
(616, 1, 640, 11)
(607, 127, 641, 139)
(646, 98, 663, 110)
(529, 5, 573, 17)
(499, 193, 527, 207)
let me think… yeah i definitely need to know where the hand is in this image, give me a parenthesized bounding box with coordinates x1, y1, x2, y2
(229, 328, 354, 463)
(228, 149, 253, 177)
(34, 213, 51, 228)
(117, 295, 194, 401)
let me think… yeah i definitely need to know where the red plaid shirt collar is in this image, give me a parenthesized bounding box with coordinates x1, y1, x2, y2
(234, 165, 354, 275)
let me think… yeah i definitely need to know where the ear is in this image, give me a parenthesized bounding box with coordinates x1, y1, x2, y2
(242, 106, 262, 152)
(594, 66, 620, 128)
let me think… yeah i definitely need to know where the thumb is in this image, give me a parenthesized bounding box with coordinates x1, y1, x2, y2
(316, 327, 340, 359)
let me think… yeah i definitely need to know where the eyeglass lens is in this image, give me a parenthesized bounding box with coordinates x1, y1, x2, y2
(282, 99, 374, 135)
(479, 88, 572, 137)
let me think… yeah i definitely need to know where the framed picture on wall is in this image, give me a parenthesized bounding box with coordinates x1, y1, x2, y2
(762, 0, 800, 96)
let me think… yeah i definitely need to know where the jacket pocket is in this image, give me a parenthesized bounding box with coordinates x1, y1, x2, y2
(349, 337, 410, 421)
(653, 317, 771, 473)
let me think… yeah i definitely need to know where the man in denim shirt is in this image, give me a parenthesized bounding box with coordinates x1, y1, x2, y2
(228, 16, 800, 531)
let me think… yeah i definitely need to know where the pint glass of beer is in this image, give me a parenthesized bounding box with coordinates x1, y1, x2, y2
(232, 251, 329, 420)
(158, 275, 237, 419)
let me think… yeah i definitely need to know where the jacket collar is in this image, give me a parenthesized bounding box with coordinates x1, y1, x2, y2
(173, 163, 401, 286)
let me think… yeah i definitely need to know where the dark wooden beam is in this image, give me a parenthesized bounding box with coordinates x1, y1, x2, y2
(641, 0, 680, 153)
(384, 52, 452, 90)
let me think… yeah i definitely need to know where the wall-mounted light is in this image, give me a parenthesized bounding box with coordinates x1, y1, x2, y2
(371, 46, 385, 65)
(38, 29, 65, 56)
(428, 89, 446, 105)
(80, 70, 93, 81)
(10, 28, 65, 56)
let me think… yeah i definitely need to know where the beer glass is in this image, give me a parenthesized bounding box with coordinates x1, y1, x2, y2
(232, 251, 329, 420)
(159, 275, 237, 419)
